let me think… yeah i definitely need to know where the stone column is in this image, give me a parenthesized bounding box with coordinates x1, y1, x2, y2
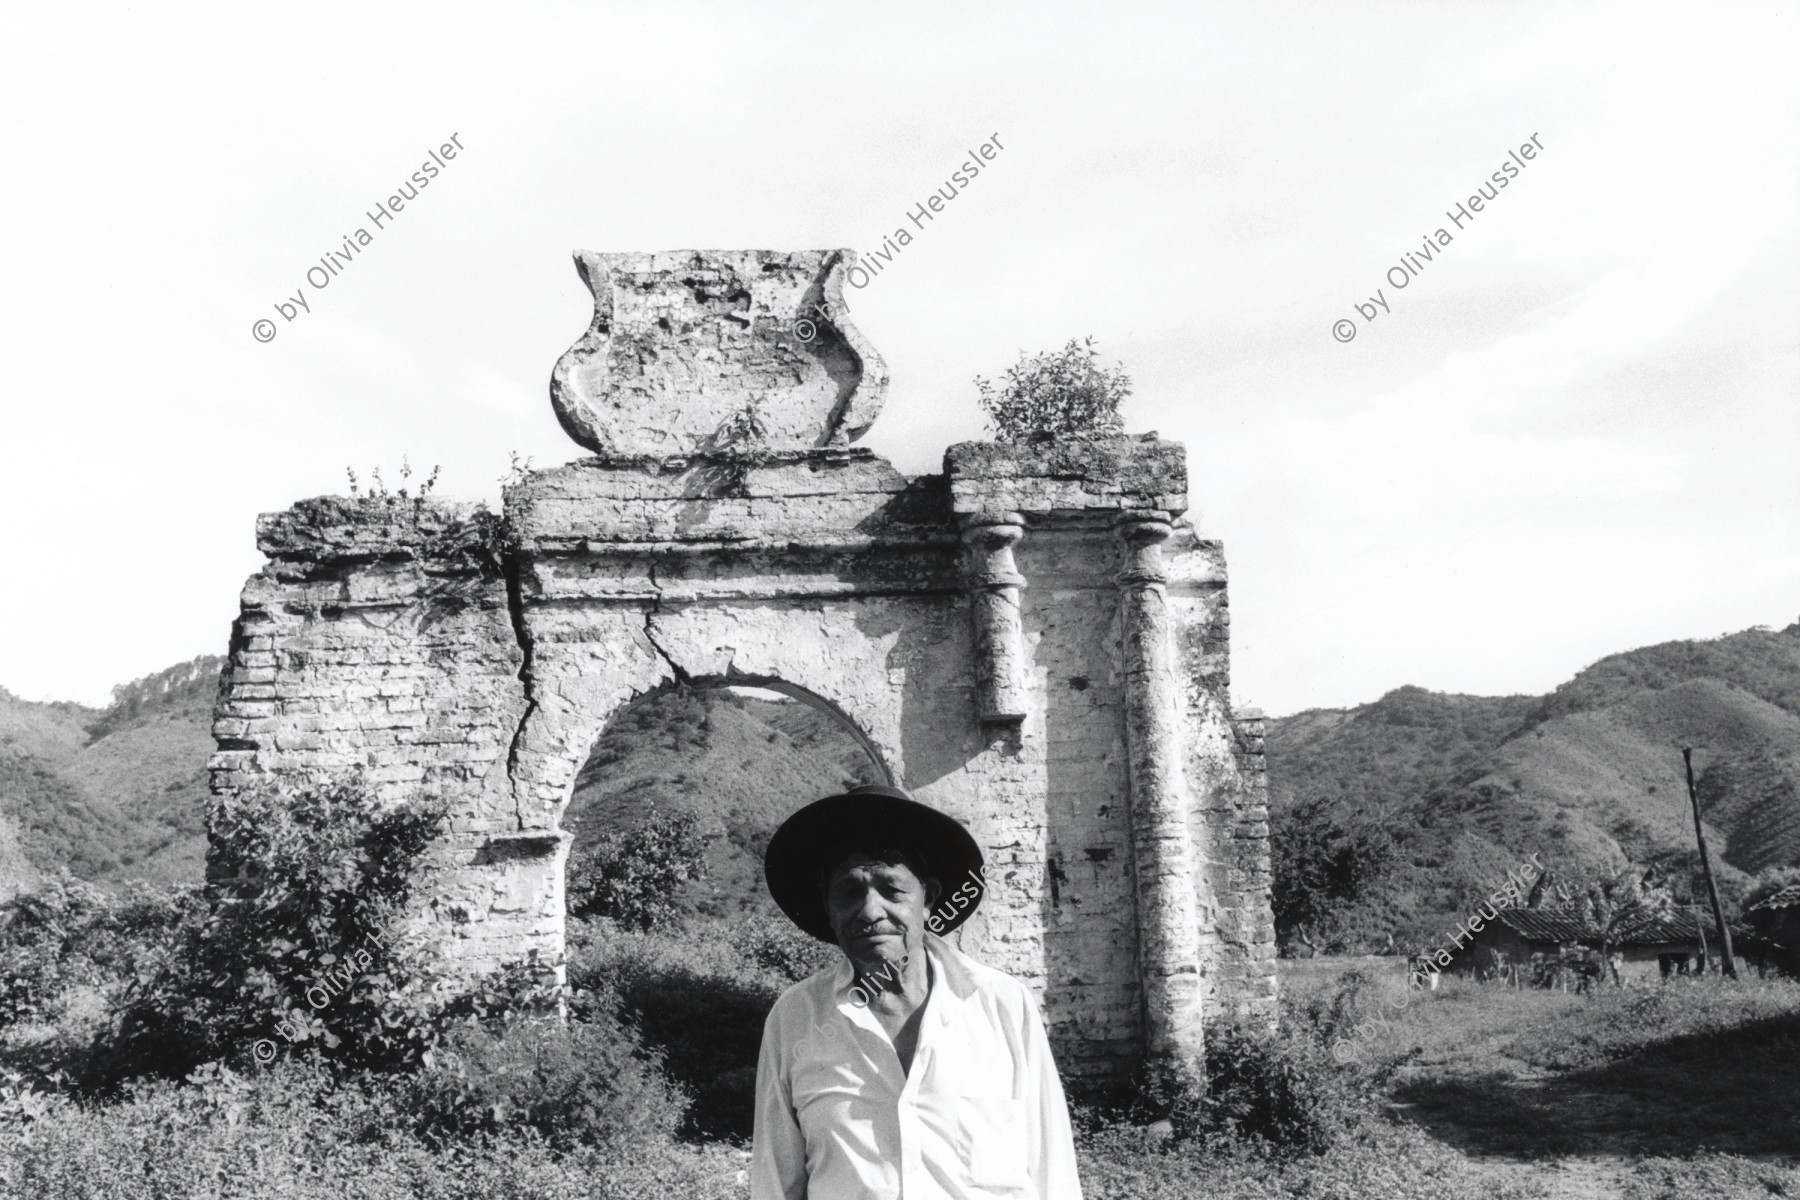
(1116, 512, 1208, 1074)
(962, 513, 1028, 723)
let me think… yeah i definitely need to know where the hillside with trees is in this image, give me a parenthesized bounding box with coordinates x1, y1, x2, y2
(0, 657, 220, 895)
(1268, 622, 1800, 952)
(5, 625, 1798, 952)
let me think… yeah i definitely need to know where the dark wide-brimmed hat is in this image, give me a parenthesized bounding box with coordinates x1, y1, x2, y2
(764, 783, 986, 943)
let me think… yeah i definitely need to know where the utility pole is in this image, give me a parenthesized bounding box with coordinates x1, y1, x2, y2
(1683, 747, 1738, 980)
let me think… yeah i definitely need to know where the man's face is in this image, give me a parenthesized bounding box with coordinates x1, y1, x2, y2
(824, 853, 941, 975)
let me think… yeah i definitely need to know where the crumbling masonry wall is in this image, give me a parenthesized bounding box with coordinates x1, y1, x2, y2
(211, 244, 1272, 1085)
(209, 439, 1274, 1084)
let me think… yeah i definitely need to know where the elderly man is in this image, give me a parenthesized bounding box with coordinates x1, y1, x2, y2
(752, 783, 1083, 1199)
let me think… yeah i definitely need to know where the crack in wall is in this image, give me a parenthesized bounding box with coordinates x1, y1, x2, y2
(501, 547, 539, 832)
(642, 557, 691, 685)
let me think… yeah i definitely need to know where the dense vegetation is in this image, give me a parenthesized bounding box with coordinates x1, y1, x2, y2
(12, 768, 1442, 1196)
(4, 658, 1798, 1195)
(9, 865, 1795, 1200)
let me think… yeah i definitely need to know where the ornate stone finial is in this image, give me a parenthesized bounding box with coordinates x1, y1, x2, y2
(549, 249, 888, 458)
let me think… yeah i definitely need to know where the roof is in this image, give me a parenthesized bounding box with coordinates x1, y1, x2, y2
(1748, 884, 1800, 913)
(1614, 910, 1705, 945)
(1489, 908, 1592, 943)
(1477, 906, 1706, 947)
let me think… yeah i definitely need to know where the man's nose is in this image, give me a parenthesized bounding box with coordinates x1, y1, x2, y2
(855, 890, 888, 926)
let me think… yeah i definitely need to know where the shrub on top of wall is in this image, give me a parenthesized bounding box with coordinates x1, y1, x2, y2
(974, 336, 1131, 443)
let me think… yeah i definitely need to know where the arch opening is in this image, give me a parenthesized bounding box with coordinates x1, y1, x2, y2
(561, 675, 888, 926)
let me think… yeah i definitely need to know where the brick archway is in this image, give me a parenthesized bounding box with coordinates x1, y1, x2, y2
(208, 249, 1275, 1086)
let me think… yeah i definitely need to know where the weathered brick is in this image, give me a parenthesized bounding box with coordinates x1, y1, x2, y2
(210, 290, 1274, 1084)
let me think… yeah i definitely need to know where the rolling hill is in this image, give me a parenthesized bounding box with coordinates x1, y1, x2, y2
(4, 623, 1796, 950)
(0, 658, 219, 897)
(1267, 622, 1800, 949)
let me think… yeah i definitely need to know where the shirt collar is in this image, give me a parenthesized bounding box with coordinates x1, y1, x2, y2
(828, 931, 976, 1002)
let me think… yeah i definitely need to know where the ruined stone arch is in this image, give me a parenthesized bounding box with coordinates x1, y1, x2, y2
(209, 249, 1276, 1087)
(558, 671, 897, 822)
(509, 609, 914, 838)
(554, 674, 893, 929)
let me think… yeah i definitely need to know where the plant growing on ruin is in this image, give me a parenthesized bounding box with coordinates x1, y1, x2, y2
(345, 455, 441, 502)
(498, 450, 534, 490)
(974, 336, 1131, 442)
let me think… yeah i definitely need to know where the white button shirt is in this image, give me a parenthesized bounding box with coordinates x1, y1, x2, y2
(751, 932, 1084, 1200)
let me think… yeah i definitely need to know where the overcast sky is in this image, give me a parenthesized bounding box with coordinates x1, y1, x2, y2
(2, 1, 1795, 717)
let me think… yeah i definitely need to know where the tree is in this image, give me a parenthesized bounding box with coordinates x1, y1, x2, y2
(974, 337, 1131, 442)
(94, 775, 448, 1083)
(1743, 865, 1800, 913)
(1571, 866, 1675, 985)
(1270, 795, 1399, 953)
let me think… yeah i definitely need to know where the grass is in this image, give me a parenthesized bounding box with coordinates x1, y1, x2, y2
(2, 1064, 750, 1200)
(7, 930, 1799, 1199)
(1079, 1121, 1553, 1200)
(1283, 957, 1800, 1195)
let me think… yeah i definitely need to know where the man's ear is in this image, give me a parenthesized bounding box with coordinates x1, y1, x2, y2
(923, 876, 943, 910)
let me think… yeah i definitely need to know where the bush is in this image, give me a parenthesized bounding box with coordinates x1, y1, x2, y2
(727, 913, 837, 982)
(974, 337, 1131, 442)
(0, 1058, 740, 1200)
(1283, 965, 1382, 1047)
(0, 875, 201, 1028)
(1183, 1020, 1377, 1153)
(1084, 997, 1386, 1157)
(401, 1010, 687, 1152)
(566, 810, 717, 931)
(91, 775, 447, 1084)
(565, 915, 789, 1141)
